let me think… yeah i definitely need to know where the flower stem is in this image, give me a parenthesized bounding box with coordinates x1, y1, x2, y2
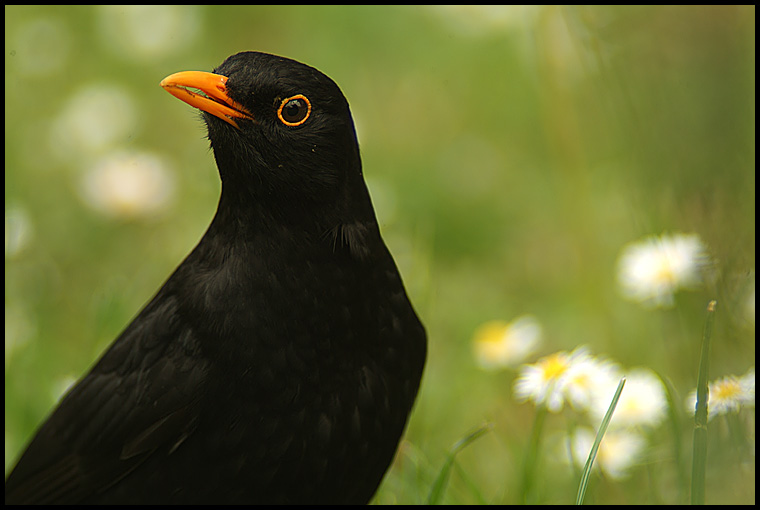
(520, 405, 547, 504)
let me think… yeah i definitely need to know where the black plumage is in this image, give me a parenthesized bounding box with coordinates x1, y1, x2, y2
(5, 51, 426, 505)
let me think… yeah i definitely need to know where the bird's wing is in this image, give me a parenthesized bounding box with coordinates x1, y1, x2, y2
(5, 292, 210, 504)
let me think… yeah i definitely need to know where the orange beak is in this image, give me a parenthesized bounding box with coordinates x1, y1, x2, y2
(160, 71, 254, 128)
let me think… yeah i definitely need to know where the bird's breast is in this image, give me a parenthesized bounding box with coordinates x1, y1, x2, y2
(176, 231, 419, 389)
(166, 235, 423, 502)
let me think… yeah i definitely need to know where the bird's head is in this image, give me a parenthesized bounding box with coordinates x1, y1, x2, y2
(161, 52, 372, 227)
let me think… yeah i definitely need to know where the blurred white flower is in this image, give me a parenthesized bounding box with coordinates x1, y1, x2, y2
(685, 367, 755, 420)
(80, 151, 175, 219)
(49, 84, 138, 162)
(740, 367, 756, 404)
(617, 232, 708, 308)
(513, 346, 591, 412)
(473, 315, 542, 370)
(5, 206, 34, 259)
(593, 368, 667, 429)
(570, 427, 646, 480)
(98, 5, 201, 60)
(5, 304, 36, 362)
(430, 6, 540, 37)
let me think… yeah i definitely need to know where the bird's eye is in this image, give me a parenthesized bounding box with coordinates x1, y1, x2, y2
(277, 95, 311, 127)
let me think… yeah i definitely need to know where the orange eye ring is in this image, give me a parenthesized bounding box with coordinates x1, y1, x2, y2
(277, 94, 311, 126)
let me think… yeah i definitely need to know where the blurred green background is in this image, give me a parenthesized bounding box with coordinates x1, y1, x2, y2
(5, 5, 755, 504)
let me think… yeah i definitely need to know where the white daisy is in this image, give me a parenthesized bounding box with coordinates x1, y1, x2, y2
(98, 6, 201, 60)
(80, 150, 175, 220)
(562, 356, 622, 412)
(570, 427, 647, 480)
(686, 367, 755, 420)
(472, 315, 542, 370)
(513, 346, 590, 412)
(617, 233, 708, 308)
(49, 84, 138, 162)
(593, 368, 667, 429)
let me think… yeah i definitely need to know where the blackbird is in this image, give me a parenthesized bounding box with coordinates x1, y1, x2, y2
(5, 51, 426, 505)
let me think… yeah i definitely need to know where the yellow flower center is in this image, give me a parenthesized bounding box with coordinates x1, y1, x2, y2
(540, 352, 569, 381)
(713, 378, 741, 401)
(474, 321, 509, 345)
(652, 256, 677, 286)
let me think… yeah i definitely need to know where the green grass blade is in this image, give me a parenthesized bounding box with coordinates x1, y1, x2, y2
(576, 377, 626, 505)
(453, 459, 489, 504)
(426, 422, 493, 505)
(520, 405, 548, 504)
(657, 372, 688, 504)
(691, 300, 717, 505)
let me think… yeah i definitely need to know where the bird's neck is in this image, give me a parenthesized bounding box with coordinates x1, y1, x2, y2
(201, 185, 378, 259)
